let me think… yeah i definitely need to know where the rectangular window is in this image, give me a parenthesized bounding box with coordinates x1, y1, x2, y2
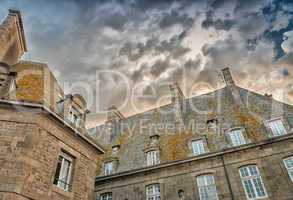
(191, 140, 206, 155)
(104, 162, 113, 175)
(228, 129, 246, 146)
(56, 94, 64, 114)
(267, 118, 287, 136)
(239, 165, 267, 199)
(53, 152, 74, 191)
(147, 150, 160, 166)
(196, 174, 218, 200)
(146, 184, 161, 200)
(100, 193, 112, 200)
(283, 156, 293, 182)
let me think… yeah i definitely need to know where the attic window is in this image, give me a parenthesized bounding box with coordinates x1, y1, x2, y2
(207, 118, 218, 124)
(266, 118, 287, 137)
(112, 145, 120, 153)
(68, 106, 81, 127)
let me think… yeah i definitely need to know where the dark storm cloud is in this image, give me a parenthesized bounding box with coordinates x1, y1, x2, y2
(159, 10, 194, 29)
(1, 0, 292, 126)
(184, 55, 201, 70)
(201, 10, 235, 31)
(119, 31, 190, 61)
(150, 57, 171, 77)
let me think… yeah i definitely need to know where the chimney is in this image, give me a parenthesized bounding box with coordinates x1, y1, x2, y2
(169, 82, 185, 103)
(221, 67, 235, 87)
(107, 106, 124, 121)
(0, 9, 27, 65)
(169, 83, 185, 133)
(105, 106, 124, 144)
(221, 67, 244, 106)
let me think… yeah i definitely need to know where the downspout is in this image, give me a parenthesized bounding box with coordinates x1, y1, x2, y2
(220, 154, 234, 200)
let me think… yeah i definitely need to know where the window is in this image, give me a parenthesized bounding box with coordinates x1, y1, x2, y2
(53, 151, 74, 191)
(267, 118, 287, 137)
(178, 189, 184, 200)
(100, 193, 112, 200)
(228, 129, 246, 146)
(104, 161, 113, 175)
(68, 106, 81, 127)
(191, 140, 206, 155)
(283, 156, 293, 182)
(56, 94, 64, 114)
(239, 165, 267, 199)
(147, 150, 160, 166)
(196, 174, 218, 200)
(146, 184, 161, 200)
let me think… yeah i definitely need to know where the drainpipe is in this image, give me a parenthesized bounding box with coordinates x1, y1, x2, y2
(220, 154, 234, 200)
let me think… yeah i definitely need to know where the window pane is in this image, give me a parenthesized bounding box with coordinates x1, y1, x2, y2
(284, 157, 293, 182)
(192, 140, 205, 155)
(146, 184, 161, 200)
(147, 151, 159, 166)
(53, 156, 62, 185)
(239, 165, 267, 199)
(197, 175, 218, 200)
(268, 119, 287, 136)
(229, 129, 246, 146)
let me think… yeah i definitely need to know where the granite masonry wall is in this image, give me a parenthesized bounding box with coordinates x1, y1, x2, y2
(0, 104, 101, 200)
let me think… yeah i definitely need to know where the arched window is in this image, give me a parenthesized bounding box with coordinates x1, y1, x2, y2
(178, 189, 184, 199)
(283, 156, 293, 182)
(196, 174, 218, 200)
(239, 165, 267, 199)
(146, 184, 160, 200)
(100, 193, 112, 200)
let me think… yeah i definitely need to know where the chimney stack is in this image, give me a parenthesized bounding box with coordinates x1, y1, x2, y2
(221, 67, 235, 87)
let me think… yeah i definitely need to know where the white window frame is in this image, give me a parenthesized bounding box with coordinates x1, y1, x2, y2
(146, 150, 160, 166)
(100, 192, 112, 200)
(228, 129, 246, 146)
(191, 139, 206, 156)
(239, 165, 268, 200)
(196, 174, 219, 200)
(283, 156, 293, 182)
(104, 161, 114, 175)
(53, 151, 74, 191)
(266, 118, 287, 137)
(146, 184, 161, 200)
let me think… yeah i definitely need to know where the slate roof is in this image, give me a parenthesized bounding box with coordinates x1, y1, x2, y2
(89, 85, 293, 175)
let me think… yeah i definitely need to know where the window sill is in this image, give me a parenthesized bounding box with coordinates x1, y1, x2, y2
(52, 185, 74, 199)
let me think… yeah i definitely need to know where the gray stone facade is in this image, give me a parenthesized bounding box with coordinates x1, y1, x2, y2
(93, 68, 293, 199)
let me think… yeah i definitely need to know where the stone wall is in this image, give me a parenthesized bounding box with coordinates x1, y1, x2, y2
(95, 135, 293, 200)
(0, 104, 101, 200)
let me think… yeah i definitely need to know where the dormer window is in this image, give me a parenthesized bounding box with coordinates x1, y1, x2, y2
(150, 134, 159, 145)
(112, 145, 120, 154)
(267, 118, 287, 137)
(68, 106, 81, 127)
(104, 161, 113, 175)
(146, 150, 160, 166)
(228, 129, 246, 146)
(191, 139, 206, 156)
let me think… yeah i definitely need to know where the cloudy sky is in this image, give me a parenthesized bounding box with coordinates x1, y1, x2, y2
(0, 0, 293, 127)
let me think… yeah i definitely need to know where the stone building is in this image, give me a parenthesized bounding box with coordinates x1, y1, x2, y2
(0, 10, 105, 200)
(1, 8, 293, 200)
(92, 65, 293, 198)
